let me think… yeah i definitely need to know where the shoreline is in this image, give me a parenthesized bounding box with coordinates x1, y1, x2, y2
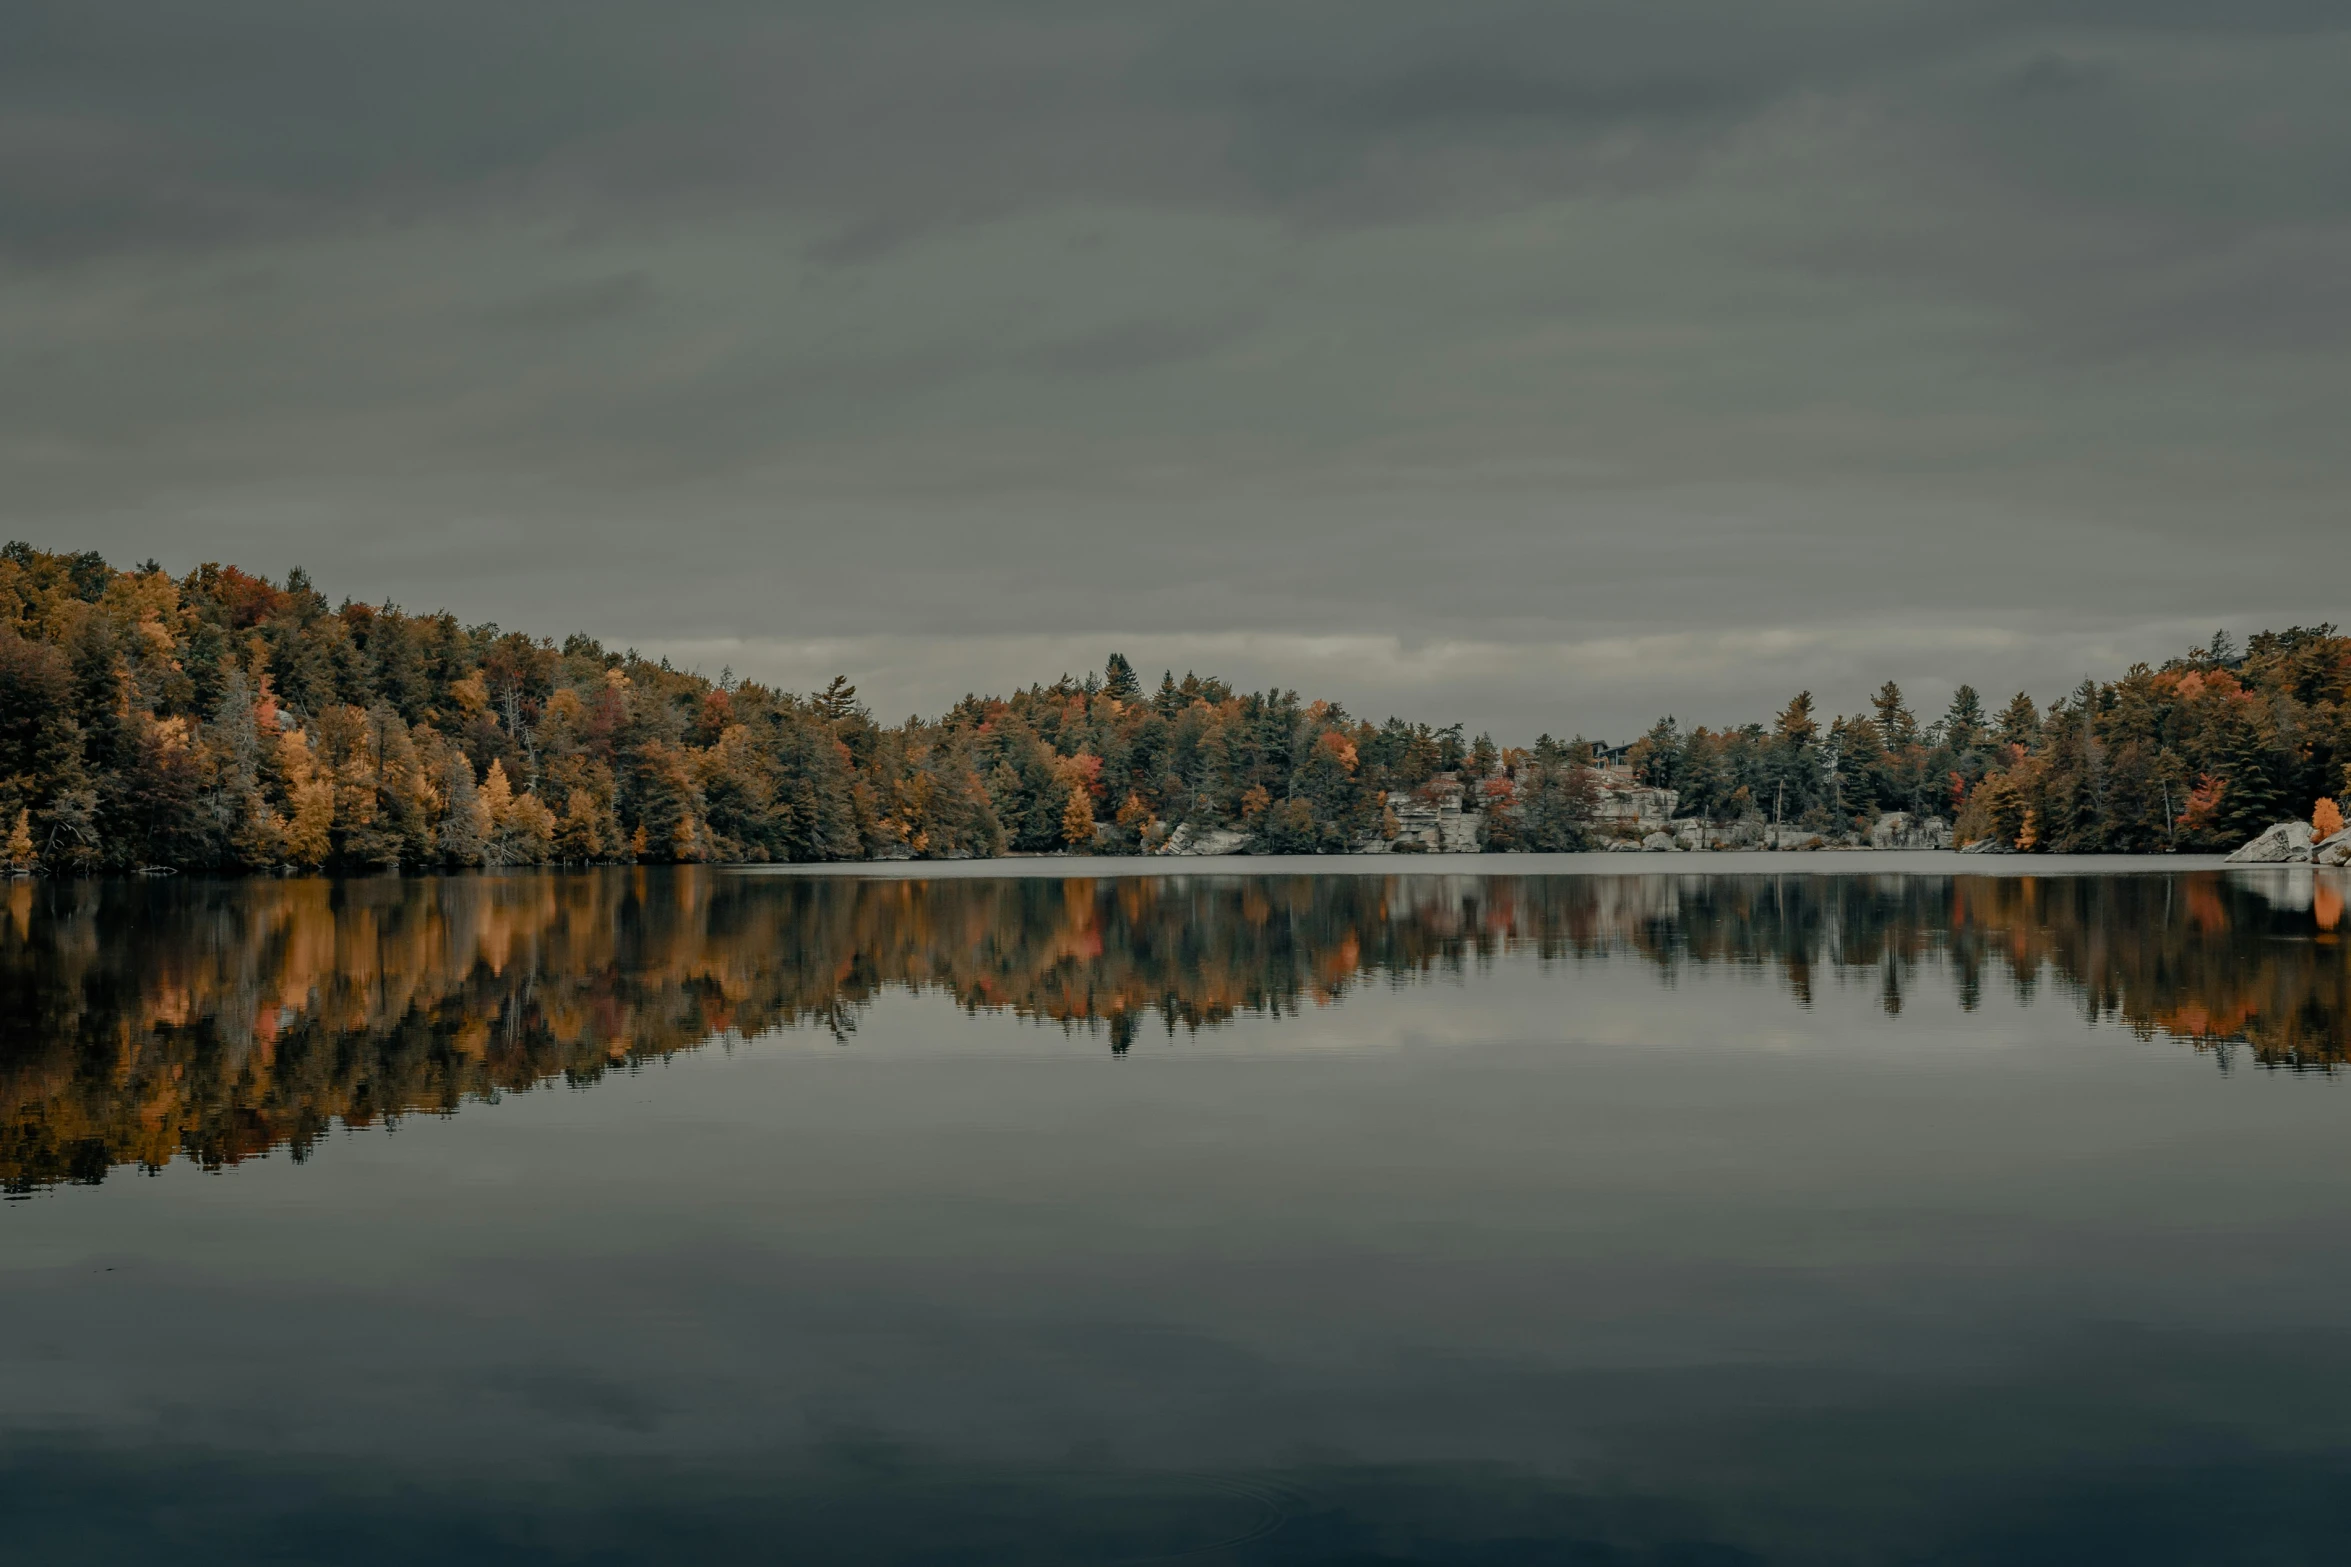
(9, 851, 2282, 884)
(728, 850, 2249, 879)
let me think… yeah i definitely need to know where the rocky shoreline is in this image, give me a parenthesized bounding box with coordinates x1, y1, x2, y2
(2226, 821, 2351, 866)
(1143, 808, 2350, 862)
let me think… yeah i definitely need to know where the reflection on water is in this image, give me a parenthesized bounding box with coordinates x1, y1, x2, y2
(2, 866, 2344, 1193)
(11, 865, 2351, 1564)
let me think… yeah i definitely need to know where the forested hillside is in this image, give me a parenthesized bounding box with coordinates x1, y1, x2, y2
(1626, 628, 2350, 853)
(0, 543, 2343, 869)
(0, 543, 1473, 871)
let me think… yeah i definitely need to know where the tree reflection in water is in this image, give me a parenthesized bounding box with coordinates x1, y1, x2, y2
(2, 867, 2342, 1192)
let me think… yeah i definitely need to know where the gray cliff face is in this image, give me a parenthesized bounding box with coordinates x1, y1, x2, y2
(2226, 821, 2316, 864)
(1869, 813, 1953, 851)
(1155, 825, 1253, 857)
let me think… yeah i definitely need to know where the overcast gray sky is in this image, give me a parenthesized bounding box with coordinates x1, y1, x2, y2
(4, 1, 2343, 739)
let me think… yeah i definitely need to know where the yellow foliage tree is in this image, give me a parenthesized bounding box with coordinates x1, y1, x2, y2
(2316, 797, 2345, 843)
(5, 809, 34, 872)
(481, 757, 515, 824)
(274, 729, 335, 868)
(556, 790, 608, 860)
(472, 759, 557, 866)
(479, 759, 520, 865)
(1060, 784, 1095, 847)
(506, 790, 557, 862)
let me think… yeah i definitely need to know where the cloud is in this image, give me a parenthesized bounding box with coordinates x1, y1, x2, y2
(481, 273, 656, 334)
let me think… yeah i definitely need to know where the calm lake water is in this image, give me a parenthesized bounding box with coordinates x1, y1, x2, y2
(5, 857, 2349, 1564)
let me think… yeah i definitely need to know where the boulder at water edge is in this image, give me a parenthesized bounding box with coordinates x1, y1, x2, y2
(2225, 821, 2315, 863)
(2317, 828, 2351, 868)
(1641, 831, 1679, 851)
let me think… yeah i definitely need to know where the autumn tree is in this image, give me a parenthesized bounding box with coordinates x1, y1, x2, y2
(1766, 692, 1827, 825)
(1060, 781, 1096, 847)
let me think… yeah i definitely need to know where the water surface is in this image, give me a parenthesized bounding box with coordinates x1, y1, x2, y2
(4, 861, 2348, 1563)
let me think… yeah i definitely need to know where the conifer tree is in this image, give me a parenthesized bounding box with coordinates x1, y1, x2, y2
(436, 753, 490, 865)
(1943, 686, 1986, 751)
(1767, 693, 1825, 823)
(1996, 692, 2040, 750)
(2213, 713, 2284, 840)
(1871, 681, 1917, 749)
(1633, 716, 1683, 791)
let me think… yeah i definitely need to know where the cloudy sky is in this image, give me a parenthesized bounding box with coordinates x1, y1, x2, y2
(5, 1, 2344, 738)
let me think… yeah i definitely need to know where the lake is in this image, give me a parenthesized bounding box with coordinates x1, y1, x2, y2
(5, 857, 2349, 1564)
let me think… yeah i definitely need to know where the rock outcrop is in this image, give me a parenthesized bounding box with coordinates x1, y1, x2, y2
(1372, 790, 1486, 853)
(2315, 828, 2351, 868)
(1156, 824, 1251, 857)
(1590, 777, 1680, 833)
(1957, 838, 2017, 854)
(2225, 821, 2315, 864)
(1869, 812, 1953, 850)
(1641, 831, 1678, 852)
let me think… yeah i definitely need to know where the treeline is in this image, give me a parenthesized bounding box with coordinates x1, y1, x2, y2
(1, 543, 2344, 867)
(0, 544, 1487, 871)
(1625, 629, 2351, 852)
(4, 867, 2342, 1190)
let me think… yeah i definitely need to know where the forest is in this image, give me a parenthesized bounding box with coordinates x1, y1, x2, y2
(0, 542, 2345, 870)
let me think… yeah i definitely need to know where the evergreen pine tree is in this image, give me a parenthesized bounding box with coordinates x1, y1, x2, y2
(2213, 713, 2284, 842)
(1871, 682, 1917, 749)
(1995, 692, 2040, 750)
(1943, 685, 1986, 751)
(1634, 716, 1683, 791)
